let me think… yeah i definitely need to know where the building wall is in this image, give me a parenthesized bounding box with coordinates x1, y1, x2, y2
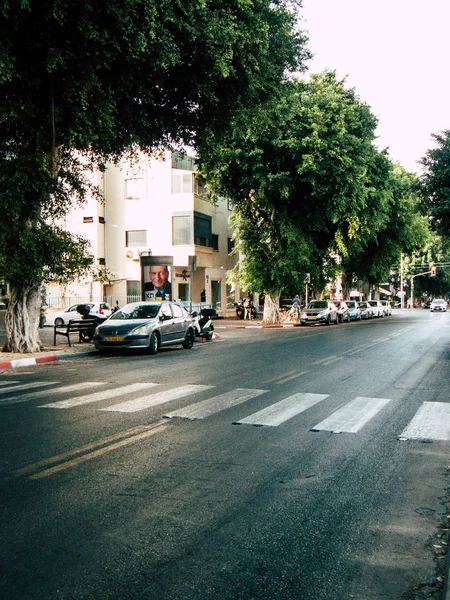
(47, 151, 239, 314)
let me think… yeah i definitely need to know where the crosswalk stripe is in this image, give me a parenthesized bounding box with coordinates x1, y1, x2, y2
(399, 402, 450, 441)
(235, 392, 329, 427)
(311, 396, 391, 433)
(0, 382, 56, 396)
(0, 382, 105, 406)
(0, 381, 20, 388)
(164, 388, 268, 420)
(100, 384, 214, 413)
(40, 383, 159, 409)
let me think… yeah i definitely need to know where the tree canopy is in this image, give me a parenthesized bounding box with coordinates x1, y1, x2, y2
(0, 0, 308, 351)
(420, 130, 450, 237)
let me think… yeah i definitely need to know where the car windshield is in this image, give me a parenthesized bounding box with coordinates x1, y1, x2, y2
(359, 303, 368, 308)
(369, 301, 377, 306)
(433, 300, 445, 304)
(109, 303, 161, 320)
(346, 302, 356, 308)
(307, 301, 327, 309)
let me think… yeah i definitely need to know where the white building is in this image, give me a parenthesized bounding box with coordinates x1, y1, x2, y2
(48, 150, 239, 315)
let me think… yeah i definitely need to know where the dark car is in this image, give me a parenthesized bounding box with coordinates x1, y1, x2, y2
(93, 301, 195, 355)
(300, 300, 339, 325)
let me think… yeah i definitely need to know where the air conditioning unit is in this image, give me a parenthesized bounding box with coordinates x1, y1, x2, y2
(125, 248, 140, 260)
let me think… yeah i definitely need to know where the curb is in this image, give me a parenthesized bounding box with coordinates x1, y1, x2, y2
(0, 350, 98, 370)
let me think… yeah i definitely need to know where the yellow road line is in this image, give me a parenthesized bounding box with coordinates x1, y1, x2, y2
(15, 423, 166, 479)
(275, 370, 311, 384)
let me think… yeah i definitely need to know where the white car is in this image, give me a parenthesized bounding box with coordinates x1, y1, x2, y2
(53, 302, 112, 326)
(368, 300, 384, 318)
(380, 300, 392, 316)
(430, 299, 448, 312)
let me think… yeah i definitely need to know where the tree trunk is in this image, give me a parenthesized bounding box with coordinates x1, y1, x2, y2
(2, 284, 42, 353)
(262, 292, 281, 324)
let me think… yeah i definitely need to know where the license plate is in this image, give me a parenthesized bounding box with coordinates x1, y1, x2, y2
(106, 336, 123, 342)
(309, 316, 317, 320)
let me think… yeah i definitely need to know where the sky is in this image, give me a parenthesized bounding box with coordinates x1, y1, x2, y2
(299, 0, 450, 173)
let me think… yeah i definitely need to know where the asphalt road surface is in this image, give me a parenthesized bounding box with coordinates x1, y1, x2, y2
(1, 310, 450, 600)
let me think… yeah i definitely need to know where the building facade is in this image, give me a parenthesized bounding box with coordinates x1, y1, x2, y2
(47, 151, 239, 315)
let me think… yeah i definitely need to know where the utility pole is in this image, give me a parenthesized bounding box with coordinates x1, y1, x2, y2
(410, 268, 434, 309)
(400, 254, 404, 309)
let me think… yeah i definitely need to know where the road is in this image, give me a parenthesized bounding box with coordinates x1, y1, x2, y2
(1, 310, 449, 600)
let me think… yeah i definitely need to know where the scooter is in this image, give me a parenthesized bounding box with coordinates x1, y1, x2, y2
(191, 310, 214, 340)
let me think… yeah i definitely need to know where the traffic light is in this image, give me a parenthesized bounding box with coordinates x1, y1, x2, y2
(431, 266, 437, 277)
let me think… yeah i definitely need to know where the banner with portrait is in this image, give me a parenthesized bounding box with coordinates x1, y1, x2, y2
(141, 256, 173, 301)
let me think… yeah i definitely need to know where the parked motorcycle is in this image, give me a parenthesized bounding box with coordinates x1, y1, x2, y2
(191, 310, 214, 340)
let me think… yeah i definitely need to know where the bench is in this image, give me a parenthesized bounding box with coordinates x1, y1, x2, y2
(53, 319, 98, 347)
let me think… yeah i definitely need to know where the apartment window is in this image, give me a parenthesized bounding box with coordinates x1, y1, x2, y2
(98, 258, 106, 265)
(125, 178, 147, 199)
(173, 214, 193, 245)
(172, 172, 193, 194)
(127, 280, 141, 299)
(227, 198, 234, 211)
(227, 238, 235, 254)
(99, 216, 105, 224)
(171, 152, 196, 171)
(194, 212, 212, 247)
(194, 175, 207, 196)
(212, 234, 219, 251)
(83, 216, 94, 223)
(126, 230, 147, 247)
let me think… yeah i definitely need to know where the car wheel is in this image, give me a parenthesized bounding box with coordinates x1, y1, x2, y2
(55, 317, 64, 327)
(148, 331, 159, 355)
(182, 329, 195, 349)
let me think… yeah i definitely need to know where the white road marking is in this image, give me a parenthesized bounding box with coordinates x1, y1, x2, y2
(40, 383, 159, 409)
(0, 382, 105, 406)
(400, 402, 450, 441)
(165, 388, 268, 420)
(0, 382, 56, 397)
(236, 392, 329, 427)
(0, 381, 20, 387)
(311, 396, 391, 433)
(100, 384, 213, 413)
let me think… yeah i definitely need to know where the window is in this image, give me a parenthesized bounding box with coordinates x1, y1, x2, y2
(83, 216, 94, 223)
(194, 212, 212, 247)
(127, 280, 141, 299)
(125, 178, 147, 199)
(172, 172, 193, 194)
(172, 303, 183, 318)
(227, 238, 235, 254)
(194, 175, 207, 196)
(98, 258, 106, 265)
(173, 214, 193, 245)
(212, 234, 219, 251)
(126, 230, 147, 247)
(227, 198, 233, 211)
(171, 152, 196, 171)
(99, 216, 105, 224)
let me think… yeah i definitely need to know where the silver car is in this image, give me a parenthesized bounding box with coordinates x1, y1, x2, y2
(93, 301, 195, 354)
(368, 300, 384, 318)
(358, 301, 373, 319)
(300, 300, 339, 325)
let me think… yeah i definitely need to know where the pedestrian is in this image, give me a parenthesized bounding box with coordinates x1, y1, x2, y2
(290, 295, 301, 321)
(112, 300, 120, 313)
(244, 295, 253, 320)
(200, 288, 206, 303)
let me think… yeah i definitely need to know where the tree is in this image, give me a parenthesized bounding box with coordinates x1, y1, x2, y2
(0, 0, 308, 352)
(199, 72, 388, 321)
(420, 130, 450, 237)
(340, 164, 429, 293)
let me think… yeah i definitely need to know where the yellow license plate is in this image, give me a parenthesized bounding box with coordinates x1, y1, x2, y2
(309, 316, 317, 320)
(106, 336, 123, 342)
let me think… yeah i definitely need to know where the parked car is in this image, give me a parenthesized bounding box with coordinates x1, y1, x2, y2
(368, 300, 384, 318)
(53, 302, 112, 326)
(336, 301, 350, 323)
(300, 300, 339, 325)
(93, 301, 195, 354)
(430, 299, 448, 312)
(345, 300, 361, 321)
(380, 300, 392, 316)
(358, 301, 373, 319)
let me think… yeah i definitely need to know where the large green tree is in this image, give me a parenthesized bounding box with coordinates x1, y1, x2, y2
(420, 130, 450, 237)
(199, 72, 389, 321)
(0, 0, 308, 351)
